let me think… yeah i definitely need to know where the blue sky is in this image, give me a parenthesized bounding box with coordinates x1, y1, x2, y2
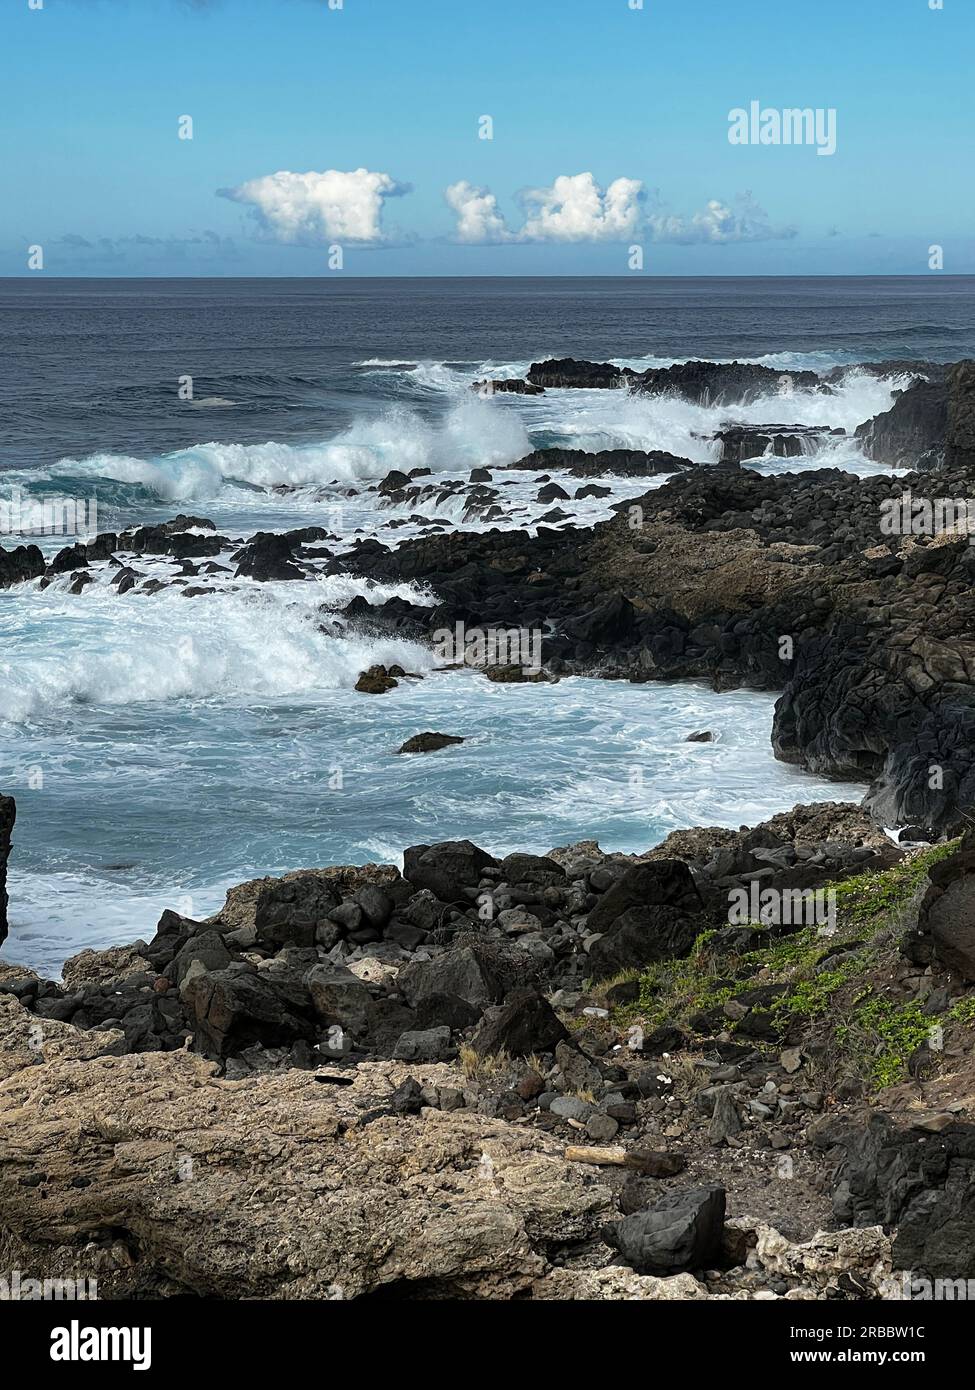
(1, 0, 972, 275)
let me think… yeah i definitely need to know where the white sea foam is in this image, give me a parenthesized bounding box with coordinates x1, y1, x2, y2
(0, 577, 434, 724)
(49, 397, 532, 501)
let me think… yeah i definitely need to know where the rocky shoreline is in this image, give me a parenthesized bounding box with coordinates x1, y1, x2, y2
(3, 801, 975, 1299)
(4, 357, 973, 838)
(3, 352, 975, 1301)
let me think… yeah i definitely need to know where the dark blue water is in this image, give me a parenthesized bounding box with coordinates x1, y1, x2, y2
(3, 276, 973, 470)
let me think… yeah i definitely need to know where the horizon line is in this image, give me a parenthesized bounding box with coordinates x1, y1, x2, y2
(2, 273, 974, 284)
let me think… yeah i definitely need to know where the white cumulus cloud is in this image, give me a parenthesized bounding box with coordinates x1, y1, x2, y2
(444, 181, 514, 244)
(219, 168, 409, 245)
(443, 175, 795, 247)
(646, 192, 797, 245)
(518, 173, 645, 243)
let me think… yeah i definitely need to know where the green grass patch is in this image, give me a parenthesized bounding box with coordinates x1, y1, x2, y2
(947, 995, 975, 1027)
(835, 996, 939, 1090)
(621, 841, 961, 1045)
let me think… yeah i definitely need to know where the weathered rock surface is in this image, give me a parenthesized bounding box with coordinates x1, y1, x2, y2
(0, 795, 13, 947)
(856, 378, 948, 468)
(903, 829, 975, 980)
(816, 1110, 975, 1279)
(0, 995, 612, 1299)
(601, 1184, 727, 1273)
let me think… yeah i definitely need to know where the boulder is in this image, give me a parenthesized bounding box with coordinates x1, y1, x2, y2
(392, 1027, 453, 1062)
(537, 483, 570, 503)
(471, 989, 568, 1057)
(397, 944, 504, 1011)
(355, 665, 399, 694)
(47, 542, 89, 575)
(586, 859, 703, 933)
(499, 852, 566, 887)
(819, 1111, 975, 1278)
(165, 931, 232, 988)
(357, 884, 394, 931)
(0, 544, 44, 588)
(304, 964, 375, 1039)
(588, 905, 702, 978)
(233, 532, 305, 582)
(412, 992, 481, 1032)
(403, 840, 498, 901)
(601, 1185, 726, 1274)
(396, 732, 465, 754)
(181, 967, 317, 1059)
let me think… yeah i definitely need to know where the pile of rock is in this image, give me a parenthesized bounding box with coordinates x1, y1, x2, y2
(0, 804, 901, 1084)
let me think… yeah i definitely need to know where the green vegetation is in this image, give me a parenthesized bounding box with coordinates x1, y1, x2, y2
(948, 995, 975, 1026)
(827, 841, 957, 929)
(634, 930, 733, 1031)
(613, 841, 964, 1093)
(835, 997, 939, 1089)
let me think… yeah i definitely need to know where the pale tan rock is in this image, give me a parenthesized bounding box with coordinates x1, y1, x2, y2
(0, 995, 611, 1300)
(0, 960, 37, 987)
(532, 1267, 707, 1300)
(62, 943, 150, 990)
(0, 993, 124, 1082)
(753, 1221, 893, 1292)
(350, 957, 400, 986)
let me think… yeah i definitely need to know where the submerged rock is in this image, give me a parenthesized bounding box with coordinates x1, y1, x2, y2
(396, 732, 465, 754)
(356, 665, 399, 694)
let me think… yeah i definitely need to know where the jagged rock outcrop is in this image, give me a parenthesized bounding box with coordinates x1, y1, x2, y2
(471, 378, 544, 396)
(636, 359, 824, 405)
(715, 424, 843, 466)
(815, 1110, 975, 1279)
(903, 830, 975, 980)
(527, 358, 625, 390)
(0, 544, 44, 588)
(506, 447, 695, 477)
(0, 795, 13, 947)
(522, 357, 825, 404)
(232, 531, 307, 582)
(947, 360, 975, 464)
(856, 378, 949, 468)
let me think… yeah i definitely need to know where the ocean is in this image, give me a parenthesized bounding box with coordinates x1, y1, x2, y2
(2, 275, 972, 974)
